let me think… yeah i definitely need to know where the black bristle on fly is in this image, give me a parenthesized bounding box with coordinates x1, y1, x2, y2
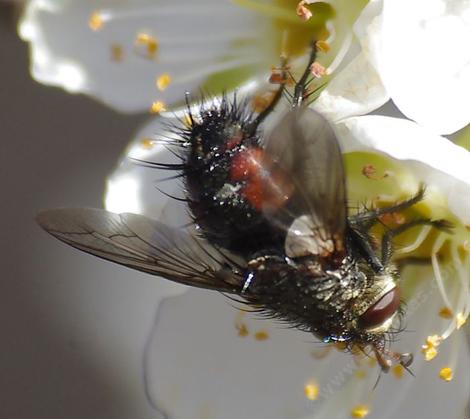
(174, 93, 285, 256)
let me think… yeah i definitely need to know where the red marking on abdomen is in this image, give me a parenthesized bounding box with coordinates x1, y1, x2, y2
(230, 147, 293, 211)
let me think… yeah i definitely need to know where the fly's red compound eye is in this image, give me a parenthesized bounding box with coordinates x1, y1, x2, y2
(359, 287, 400, 329)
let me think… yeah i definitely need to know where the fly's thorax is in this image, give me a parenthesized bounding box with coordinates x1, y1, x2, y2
(272, 258, 400, 345)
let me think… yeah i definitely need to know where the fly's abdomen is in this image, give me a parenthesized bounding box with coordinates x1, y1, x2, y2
(181, 99, 288, 255)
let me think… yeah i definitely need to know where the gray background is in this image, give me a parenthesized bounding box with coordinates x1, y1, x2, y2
(0, 5, 168, 418)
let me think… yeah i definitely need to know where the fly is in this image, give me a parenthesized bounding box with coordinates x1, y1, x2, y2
(36, 41, 450, 372)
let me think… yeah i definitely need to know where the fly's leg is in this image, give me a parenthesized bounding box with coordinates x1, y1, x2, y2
(381, 219, 452, 265)
(251, 39, 321, 129)
(347, 226, 384, 273)
(349, 186, 426, 231)
(292, 40, 318, 107)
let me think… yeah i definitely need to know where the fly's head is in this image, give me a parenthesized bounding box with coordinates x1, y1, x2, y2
(318, 261, 411, 372)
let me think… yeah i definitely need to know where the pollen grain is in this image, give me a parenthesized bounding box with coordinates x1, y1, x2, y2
(89, 11, 104, 31)
(438, 306, 453, 319)
(149, 101, 166, 114)
(254, 330, 269, 341)
(304, 382, 319, 400)
(135, 32, 159, 58)
(111, 44, 124, 62)
(439, 367, 453, 382)
(156, 73, 171, 91)
(421, 335, 442, 361)
(351, 404, 370, 418)
(456, 312, 466, 329)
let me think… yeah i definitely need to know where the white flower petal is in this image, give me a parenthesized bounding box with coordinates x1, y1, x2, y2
(313, 0, 389, 122)
(141, 274, 470, 419)
(19, 0, 265, 112)
(364, 0, 470, 134)
(105, 115, 189, 226)
(352, 0, 383, 68)
(374, 273, 470, 419)
(313, 50, 388, 121)
(448, 180, 470, 225)
(336, 115, 470, 222)
(145, 288, 357, 419)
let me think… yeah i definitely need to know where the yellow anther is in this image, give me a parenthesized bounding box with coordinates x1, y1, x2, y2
(362, 164, 377, 179)
(156, 73, 171, 91)
(88, 11, 104, 31)
(421, 335, 442, 361)
(392, 364, 404, 379)
(439, 367, 453, 382)
(456, 312, 466, 329)
(355, 369, 367, 379)
(110, 44, 124, 62)
(235, 322, 249, 337)
(254, 330, 269, 341)
(424, 347, 438, 361)
(438, 307, 453, 319)
(304, 382, 319, 400)
(149, 101, 166, 114)
(315, 40, 330, 53)
(351, 404, 370, 418)
(296, 1, 312, 21)
(135, 32, 159, 58)
(139, 138, 154, 150)
(309, 62, 326, 78)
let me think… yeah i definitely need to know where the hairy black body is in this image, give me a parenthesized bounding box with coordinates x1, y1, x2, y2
(36, 42, 450, 371)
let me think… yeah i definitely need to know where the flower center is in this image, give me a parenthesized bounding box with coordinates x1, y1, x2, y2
(345, 151, 470, 349)
(233, 0, 335, 56)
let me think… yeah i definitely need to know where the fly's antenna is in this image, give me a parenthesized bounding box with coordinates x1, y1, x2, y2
(292, 41, 319, 108)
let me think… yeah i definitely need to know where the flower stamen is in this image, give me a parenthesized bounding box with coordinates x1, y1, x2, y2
(439, 367, 453, 382)
(88, 11, 106, 31)
(149, 101, 166, 114)
(456, 312, 466, 329)
(315, 40, 330, 53)
(156, 73, 171, 91)
(110, 44, 124, 62)
(325, 30, 352, 75)
(421, 334, 442, 361)
(438, 306, 453, 319)
(310, 62, 326, 78)
(431, 234, 452, 309)
(391, 364, 404, 379)
(135, 32, 159, 59)
(296, 1, 313, 22)
(254, 330, 269, 341)
(351, 404, 370, 418)
(304, 381, 320, 400)
(395, 225, 432, 254)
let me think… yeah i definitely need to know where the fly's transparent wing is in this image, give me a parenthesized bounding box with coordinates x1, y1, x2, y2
(37, 208, 245, 293)
(261, 108, 347, 259)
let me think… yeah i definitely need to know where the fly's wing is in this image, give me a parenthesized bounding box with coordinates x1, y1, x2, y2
(261, 108, 347, 260)
(36, 208, 245, 293)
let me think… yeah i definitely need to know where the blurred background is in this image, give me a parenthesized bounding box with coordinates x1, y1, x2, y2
(0, 4, 172, 418)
